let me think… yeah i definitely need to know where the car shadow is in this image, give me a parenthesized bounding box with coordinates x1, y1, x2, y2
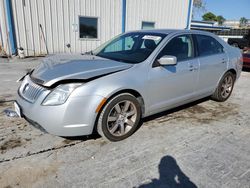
(136, 97, 210, 130)
(137, 155, 197, 188)
(65, 97, 210, 142)
(62, 133, 101, 141)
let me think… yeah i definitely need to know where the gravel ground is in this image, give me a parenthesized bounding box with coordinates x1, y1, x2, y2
(0, 58, 250, 188)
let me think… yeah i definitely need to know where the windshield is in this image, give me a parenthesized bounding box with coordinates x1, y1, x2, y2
(93, 32, 166, 63)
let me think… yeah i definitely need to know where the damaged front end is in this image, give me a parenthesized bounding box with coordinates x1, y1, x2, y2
(14, 54, 134, 136)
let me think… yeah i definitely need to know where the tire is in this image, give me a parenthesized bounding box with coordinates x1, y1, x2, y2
(97, 93, 141, 141)
(211, 72, 235, 102)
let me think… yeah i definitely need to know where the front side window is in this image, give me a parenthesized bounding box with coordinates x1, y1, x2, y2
(157, 35, 194, 62)
(196, 35, 224, 56)
(79, 17, 98, 39)
(94, 32, 166, 64)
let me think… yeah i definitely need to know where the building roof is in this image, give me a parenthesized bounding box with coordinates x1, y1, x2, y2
(191, 20, 231, 31)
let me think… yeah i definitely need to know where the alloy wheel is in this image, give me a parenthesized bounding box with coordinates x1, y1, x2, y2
(221, 75, 233, 99)
(106, 100, 137, 137)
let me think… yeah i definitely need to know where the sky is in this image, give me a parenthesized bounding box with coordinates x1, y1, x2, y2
(193, 0, 250, 21)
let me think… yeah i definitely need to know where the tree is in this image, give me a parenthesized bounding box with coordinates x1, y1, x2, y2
(216, 15, 226, 25)
(239, 17, 248, 27)
(202, 12, 217, 21)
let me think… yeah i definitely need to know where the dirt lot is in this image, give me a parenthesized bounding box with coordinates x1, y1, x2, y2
(0, 59, 250, 188)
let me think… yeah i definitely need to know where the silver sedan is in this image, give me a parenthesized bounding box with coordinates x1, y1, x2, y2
(15, 29, 243, 141)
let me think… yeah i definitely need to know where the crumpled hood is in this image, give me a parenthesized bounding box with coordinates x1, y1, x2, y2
(31, 54, 133, 87)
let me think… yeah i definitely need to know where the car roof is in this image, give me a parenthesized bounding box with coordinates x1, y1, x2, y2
(128, 29, 214, 36)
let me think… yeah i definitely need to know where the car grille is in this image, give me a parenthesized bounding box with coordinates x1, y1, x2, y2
(19, 76, 46, 103)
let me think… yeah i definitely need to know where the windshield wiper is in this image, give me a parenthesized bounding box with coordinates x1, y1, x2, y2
(105, 57, 133, 64)
(95, 53, 135, 64)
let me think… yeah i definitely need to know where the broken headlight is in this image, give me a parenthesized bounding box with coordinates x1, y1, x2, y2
(42, 83, 82, 106)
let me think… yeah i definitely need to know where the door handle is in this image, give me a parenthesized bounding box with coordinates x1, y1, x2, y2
(221, 59, 226, 64)
(189, 65, 198, 71)
(189, 65, 194, 71)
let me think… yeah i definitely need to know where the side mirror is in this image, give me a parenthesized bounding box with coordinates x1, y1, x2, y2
(157, 55, 177, 66)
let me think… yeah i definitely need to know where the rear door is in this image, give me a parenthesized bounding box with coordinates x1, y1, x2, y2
(194, 34, 227, 94)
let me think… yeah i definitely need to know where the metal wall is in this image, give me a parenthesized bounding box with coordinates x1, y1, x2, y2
(0, 0, 10, 56)
(126, 0, 190, 31)
(10, 0, 191, 56)
(11, 0, 122, 56)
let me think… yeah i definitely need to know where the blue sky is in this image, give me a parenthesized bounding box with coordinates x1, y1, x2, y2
(193, 0, 250, 20)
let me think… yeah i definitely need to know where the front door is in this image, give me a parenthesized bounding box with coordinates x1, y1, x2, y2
(148, 34, 199, 114)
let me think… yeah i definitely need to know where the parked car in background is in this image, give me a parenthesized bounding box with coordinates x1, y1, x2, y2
(243, 53, 250, 68)
(15, 30, 242, 141)
(228, 34, 250, 49)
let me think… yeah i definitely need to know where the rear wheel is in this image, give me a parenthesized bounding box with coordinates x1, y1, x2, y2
(211, 72, 235, 102)
(97, 93, 141, 141)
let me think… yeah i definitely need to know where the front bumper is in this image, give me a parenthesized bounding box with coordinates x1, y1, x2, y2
(16, 92, 105, 137)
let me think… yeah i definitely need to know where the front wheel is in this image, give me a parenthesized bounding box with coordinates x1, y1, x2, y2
(97, 93, 141, 141)
(211, 72, 235, 102)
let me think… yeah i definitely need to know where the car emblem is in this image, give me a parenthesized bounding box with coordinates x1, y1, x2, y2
(23, 83, 30, 94)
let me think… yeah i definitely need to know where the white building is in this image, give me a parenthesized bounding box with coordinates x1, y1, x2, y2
(223, 19, 250, 28)
(0, 0, 193, 57)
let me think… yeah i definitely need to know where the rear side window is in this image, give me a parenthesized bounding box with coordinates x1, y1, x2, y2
(196, 35, 224, 56)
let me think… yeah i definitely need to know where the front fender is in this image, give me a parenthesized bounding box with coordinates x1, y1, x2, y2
(71, 65, 150, 114)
